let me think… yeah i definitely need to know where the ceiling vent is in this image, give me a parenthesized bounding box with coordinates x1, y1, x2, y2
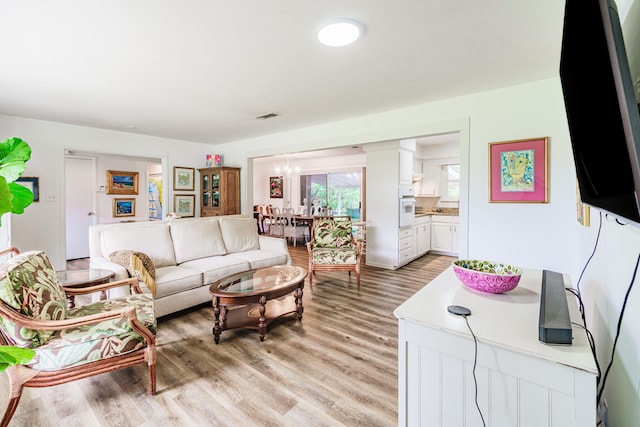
(255, 112, 279, 120)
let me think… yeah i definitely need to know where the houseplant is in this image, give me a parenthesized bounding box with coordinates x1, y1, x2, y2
(0, 137, 34, 224)
(0, 137, 35, 368)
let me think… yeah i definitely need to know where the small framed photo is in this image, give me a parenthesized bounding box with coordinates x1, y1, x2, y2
(113, 198, 136, 217)
(270, 176, 283, 199)
(106, 170, 139, 195)
(15, 176, 39, 202)
(173, 166, 195, 191)
(489, 137, 549, 203)
(174, 194, 195, 217)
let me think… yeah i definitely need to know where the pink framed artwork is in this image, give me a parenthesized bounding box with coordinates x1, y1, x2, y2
(489, 137, 549, 203)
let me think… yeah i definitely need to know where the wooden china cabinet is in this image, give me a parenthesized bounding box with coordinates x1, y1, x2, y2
(198, 167, 240, 216)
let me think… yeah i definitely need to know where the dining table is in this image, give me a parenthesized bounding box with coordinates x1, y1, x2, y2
(259, 213, 315, 237)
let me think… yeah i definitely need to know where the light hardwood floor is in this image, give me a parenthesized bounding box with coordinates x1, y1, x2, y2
(1, 245, 454, 426)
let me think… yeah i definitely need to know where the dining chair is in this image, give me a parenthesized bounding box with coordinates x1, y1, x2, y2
(269, 207, 285, 238)
(282, 208, 308, 246)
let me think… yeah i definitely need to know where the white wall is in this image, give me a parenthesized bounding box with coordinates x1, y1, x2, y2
(216, 78, 575, 274)
(0, 114, 213, 269)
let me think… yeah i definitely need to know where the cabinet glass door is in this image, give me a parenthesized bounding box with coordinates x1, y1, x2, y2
(203, 175, 209, 191)
(212, 173, 220, 191)
(203, 192, 210, 207)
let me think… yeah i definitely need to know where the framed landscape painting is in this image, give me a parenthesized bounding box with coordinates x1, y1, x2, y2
(113, 198, 135, 217)
(173, 166, 195, 191)
(106, 170, 139, 195)
(489, 137, 548, 203)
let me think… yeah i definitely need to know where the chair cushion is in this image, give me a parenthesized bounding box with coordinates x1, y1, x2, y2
(219, 217, 260, 253)
(109, 250, 157, 296)
(313, 219, 354, 248)
(29, 293, 156, 371)
(311, 248, 358, 265)
(0, 251, 67, 347)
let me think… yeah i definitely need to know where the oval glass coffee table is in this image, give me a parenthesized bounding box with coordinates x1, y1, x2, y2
(209, 265, 307, 343)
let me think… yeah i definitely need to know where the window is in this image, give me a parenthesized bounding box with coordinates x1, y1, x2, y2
(439, 164, 460, 200)
(300, 171, 362, 219)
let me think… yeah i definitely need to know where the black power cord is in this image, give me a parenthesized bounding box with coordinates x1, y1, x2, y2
(463, 315, 486, 427)
(597, 251, 640, 406)
(447, 305, 486, 426)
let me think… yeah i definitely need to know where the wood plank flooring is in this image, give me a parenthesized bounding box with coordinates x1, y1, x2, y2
(1, 245, 454, 426)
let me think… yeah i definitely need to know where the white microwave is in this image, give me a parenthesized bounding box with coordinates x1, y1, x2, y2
(399, 197, 415, 227)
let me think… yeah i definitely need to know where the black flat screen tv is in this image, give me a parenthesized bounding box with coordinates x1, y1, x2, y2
(560, 0, 640, 225)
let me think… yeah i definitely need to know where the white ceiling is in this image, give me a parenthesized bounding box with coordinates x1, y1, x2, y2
(0, 1, 566, 145)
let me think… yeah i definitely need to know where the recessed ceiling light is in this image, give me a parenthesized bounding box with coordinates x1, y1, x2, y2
(317, 18, 363, 47)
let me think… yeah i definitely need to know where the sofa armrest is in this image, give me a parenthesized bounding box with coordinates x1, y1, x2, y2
(258, 236, 292, 265)
(89, 257, 129, 280)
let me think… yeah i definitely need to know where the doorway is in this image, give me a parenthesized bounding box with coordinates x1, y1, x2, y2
(65, 156, 96, 260)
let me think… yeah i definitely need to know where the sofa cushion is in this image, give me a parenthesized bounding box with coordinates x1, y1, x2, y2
(153, 265, 203, 299)
(101, 223, 177, 267)
(219, 218, 260, 253)
(179, 256, 250, 285)
(226, 250, 289, 269)
(170, 218, 227, 264)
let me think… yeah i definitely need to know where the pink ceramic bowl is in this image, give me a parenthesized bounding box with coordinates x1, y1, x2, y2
(452, 260, 522, 294)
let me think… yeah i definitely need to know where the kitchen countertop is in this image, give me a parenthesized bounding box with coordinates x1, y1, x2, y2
(415, 208, 459, 217)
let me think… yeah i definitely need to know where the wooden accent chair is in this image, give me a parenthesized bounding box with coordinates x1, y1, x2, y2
(0, 248, 156, 427)
(306, 216, 362, 288)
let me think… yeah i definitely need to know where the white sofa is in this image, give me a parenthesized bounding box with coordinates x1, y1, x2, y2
(88, 215, 291, 317)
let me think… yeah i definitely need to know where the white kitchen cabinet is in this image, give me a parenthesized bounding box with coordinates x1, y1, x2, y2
(419, 159, 438, 195)
(395, 267, 597, 427)
(398, 226, 415, 266)
(414, 216, 430, 256)
(430, 215, 458, 255)
(399, 149, 413, 186)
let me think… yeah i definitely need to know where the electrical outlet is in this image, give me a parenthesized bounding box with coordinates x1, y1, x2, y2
(46, 193, 57, 202)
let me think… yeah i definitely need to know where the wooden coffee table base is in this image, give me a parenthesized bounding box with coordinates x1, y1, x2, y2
(213, 288, 303, 343)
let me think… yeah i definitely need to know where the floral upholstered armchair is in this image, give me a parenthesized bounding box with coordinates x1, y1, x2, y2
(0, 248, 156, 427)
(306, 216, 362, 288)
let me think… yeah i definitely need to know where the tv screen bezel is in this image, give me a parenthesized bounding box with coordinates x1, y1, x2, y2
(560, 0, 640, 225)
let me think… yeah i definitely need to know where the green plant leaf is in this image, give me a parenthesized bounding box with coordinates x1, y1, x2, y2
(0, 346, 35, 372)
(8, 182, 34, 214)
(0, 138, 31, 183)
(0, 176, 12, 220)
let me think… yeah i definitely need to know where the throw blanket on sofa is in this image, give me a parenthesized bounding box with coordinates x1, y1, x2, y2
(109, 250, 156, 296)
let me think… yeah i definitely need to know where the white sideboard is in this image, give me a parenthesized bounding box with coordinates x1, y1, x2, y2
(394, 267, 597, 427)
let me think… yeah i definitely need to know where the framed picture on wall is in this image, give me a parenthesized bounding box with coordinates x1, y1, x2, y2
(488, 137, 548, 203)
(173, 166, 195, 191)
(15, 176, 39, 202)
(106, 170, 139, 195)
(270, 176, 283, 198)
(113, 198, 136, 217)
(174, 194, 195, 217)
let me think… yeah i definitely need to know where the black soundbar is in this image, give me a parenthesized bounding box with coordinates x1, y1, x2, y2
(539, 270, 573, 345)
